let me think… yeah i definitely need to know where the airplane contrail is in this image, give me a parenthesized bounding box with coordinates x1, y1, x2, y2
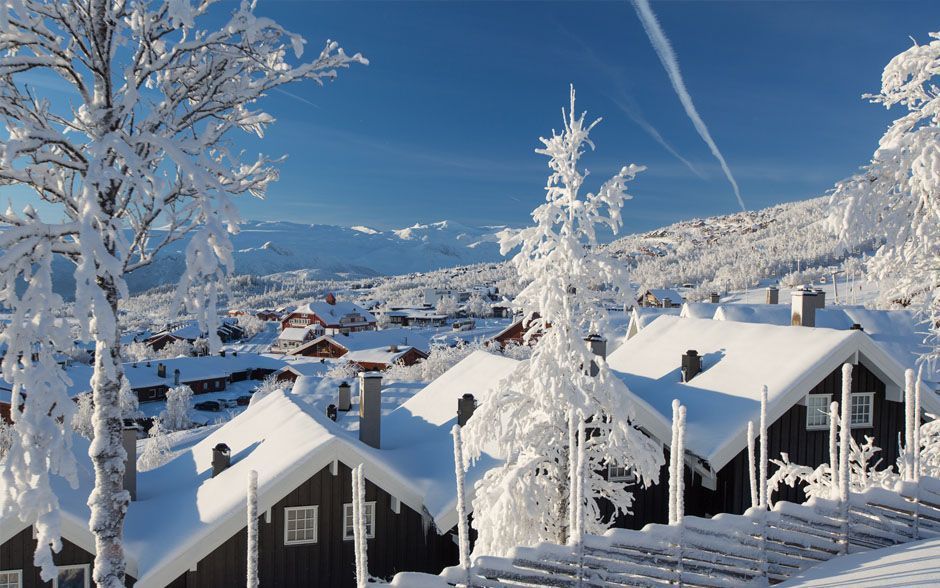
(631, 0, 746, 211)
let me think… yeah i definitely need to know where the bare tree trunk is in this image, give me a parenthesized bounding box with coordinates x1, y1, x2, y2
(88, 275, 128, 588)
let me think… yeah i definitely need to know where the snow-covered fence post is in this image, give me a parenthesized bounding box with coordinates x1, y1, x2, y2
(829, 402, 839, 499)
(675, 406, 686, 523)
(567, 410, 578, 546)
(669, 399, 681, 524)
(748, 421, 758, 509)
(352, 464, 369, 588)
(247, 470, 259, 588)
(839, 363, 853, 554)
(452, 425, 472, 587)
(575, 420, 587, 586)
(915, 365, 923, 481)
(905, 369, 916, 481)
(759, 386, 769, 509)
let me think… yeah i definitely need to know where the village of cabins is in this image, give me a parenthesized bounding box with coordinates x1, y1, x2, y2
(2, 283, 936, 588)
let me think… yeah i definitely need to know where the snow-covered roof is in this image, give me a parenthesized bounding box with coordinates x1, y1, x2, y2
(120, 353, 284, 390)
(344, 346, 421, 366)
(627, 306, 682, 339)
(309, 328, 433, 354)
(608, 316, 937, 472)
(680, 302, 719, 319)
(276, 326, 318, 341)
(294, 300, 376, 326)
(779, 536, 940, 587)
(644, 288, 683, 303)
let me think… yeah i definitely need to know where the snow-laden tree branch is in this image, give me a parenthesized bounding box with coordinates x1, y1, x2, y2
(0, 1, 364, 584)
(462, 86, 663, 558)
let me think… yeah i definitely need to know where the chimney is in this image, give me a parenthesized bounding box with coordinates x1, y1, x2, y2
(456, 393, 477, 427)
(233, 351, 238, 357)
(709, 292, 720, 304)
(661, 298, 671, 308)
(327, 404, 338, 421)
(791, 287, 818, 327)
(584, 335, 607, 377)
(123, 425, 138, 501)
(766, 286, 779, 305)
(851, 323, 864, 331)
(326, 292, 337, 305)
(212, 443, 231, 477)
(814, 288, 826, 309)
(681, 350, 701, 382)
(389, 343, 399, 353)
(173, 368, 180, 386)
(157, 363, 166, 378)
(338, 381, 351, 411)
(220, 350, 226, 357)
(358, 372, 382, 449)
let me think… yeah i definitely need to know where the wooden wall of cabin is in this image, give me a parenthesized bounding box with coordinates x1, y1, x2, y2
(166, 461, 457, 588)
(1, 527, 137, 588)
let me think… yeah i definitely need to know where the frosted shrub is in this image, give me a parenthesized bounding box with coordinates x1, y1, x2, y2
(160, 386, 194, 432)
(138, 418, 173, 472)
(71, 394, 95, 440)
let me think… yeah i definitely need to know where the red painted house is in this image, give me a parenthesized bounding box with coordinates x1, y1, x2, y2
(280, 295, 377, 335)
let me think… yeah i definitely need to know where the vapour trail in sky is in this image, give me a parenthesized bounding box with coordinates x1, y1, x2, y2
(632, 0, 747, 211)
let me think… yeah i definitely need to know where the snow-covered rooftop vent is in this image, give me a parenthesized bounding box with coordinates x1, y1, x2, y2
(359, 372, 383, 449)
(791, 287, 818, 327)
(766, 286, 779, 305)
(709, 292, 721, 304)
(338, 381, 351, 411)
(211, 443, 231, 477)
(681, 349, 701, 382)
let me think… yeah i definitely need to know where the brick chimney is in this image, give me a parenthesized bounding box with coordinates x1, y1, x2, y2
(457, 393, 476, 427)
(791, 287, 818, 327)
(359, 372, 382, 449)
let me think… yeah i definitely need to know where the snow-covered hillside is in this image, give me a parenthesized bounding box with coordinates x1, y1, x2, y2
(43, 220, 509, 297)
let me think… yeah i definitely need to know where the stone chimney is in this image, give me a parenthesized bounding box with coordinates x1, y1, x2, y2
(457, 393, 476, 427)
(212, 443, 231, 477)
(791, 287, 818, 327)
(584, 335, 607, 377)
(681, 350, 701, 382)
(766, 286, 779, 305)
(173, 368, 180, 386)
(814, 288, 826, 309)
(338, 381, 351, 411)
(851, 323, 864, 331)
(709, 292, 720, 304)
(359, 372, 382, 449)
(157, 362, 166, 378)
(661, 298, 671, 308)
(123, 424, 138, 501)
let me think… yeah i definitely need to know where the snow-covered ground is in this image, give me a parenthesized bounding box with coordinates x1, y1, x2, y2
(780, 537, 940, 586)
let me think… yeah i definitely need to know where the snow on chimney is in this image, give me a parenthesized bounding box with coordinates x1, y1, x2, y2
(791, 287, 818, 327)
(681, 350, 701, 382)
(584, 334, 607, 377)
(359, 372, 382, 449)
(212, 443, 231, 477)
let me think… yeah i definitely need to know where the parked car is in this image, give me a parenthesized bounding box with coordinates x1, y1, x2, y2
(217, 398, 237, 409)
(452, 319, 476, 331)
(194, 400, 222, 412)
(236, 395, 252, 406)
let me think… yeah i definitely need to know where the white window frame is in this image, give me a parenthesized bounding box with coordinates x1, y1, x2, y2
(343, 501, 376, 540)
(283, 505, 319, 545)
(851, 392, 875, 428)
(805, 394, 832, 430)
(52, 564, 89, 588)
(607, 463, 636, 484)
(0, 570, 22, 588)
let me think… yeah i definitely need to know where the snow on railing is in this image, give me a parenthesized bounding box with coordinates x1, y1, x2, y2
(387, 477, 940, 587)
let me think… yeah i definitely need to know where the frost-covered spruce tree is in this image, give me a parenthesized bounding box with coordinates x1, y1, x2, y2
(463, 87, 663, 557)
(829, 31, 940, 321)
(0, 2, 364, 584)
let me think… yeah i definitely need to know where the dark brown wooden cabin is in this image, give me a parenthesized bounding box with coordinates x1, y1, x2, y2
(613, 361, 904, 530)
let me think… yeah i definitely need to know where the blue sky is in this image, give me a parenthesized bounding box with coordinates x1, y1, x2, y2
(9, 1, 940, 234)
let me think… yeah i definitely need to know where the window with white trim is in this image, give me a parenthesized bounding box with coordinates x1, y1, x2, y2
(284, 505, 318, 545)
(851, 392, 875, 428)
(53, 564, 89, 588)
(607, 463, 637, 483)
(343, 501, 376, 540)
(805, 394, 831, 430)
(0, 570, 22, 588)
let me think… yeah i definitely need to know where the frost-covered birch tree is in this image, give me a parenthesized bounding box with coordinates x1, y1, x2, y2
(462, 86, 663, 557)
(829, 31, 940, 360)
(0, 2, 364, 584)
